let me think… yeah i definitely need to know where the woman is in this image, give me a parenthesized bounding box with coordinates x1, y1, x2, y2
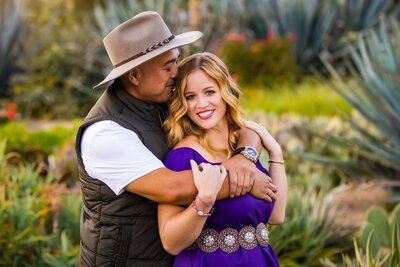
(159, 52, 287, 266)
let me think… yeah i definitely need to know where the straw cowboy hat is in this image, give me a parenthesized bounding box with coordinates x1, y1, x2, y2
(94, 11, 203, 89)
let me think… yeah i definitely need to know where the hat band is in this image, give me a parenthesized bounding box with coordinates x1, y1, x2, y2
(113, 35, 175, 68)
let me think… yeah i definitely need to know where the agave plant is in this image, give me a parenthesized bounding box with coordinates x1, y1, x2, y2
(224, 0, 391, 72)
(42, 231, 79, 267)
(318, 16, 400, 180)
(329, 0, 391, 59)
(321, 204, 400, 266)
(0, 0, 25, 98)
(335, 0, 390, 32)
(270, 186, 349, 266)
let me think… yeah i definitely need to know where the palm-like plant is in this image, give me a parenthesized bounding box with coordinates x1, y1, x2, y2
(320, 16, 400, 179)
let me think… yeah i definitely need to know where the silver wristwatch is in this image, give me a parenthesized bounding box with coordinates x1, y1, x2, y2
(232, 146, 259, 163)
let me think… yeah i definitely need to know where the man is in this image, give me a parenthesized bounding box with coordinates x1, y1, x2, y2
(75, 11, 277, 267)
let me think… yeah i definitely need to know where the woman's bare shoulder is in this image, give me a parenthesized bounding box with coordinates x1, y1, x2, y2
(174, 135, 199, 150)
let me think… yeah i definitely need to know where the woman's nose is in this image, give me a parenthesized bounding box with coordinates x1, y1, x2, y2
(197, 95, 208, 107)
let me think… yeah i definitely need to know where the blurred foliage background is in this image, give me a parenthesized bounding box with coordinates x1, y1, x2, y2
(1, 0, 400, 266)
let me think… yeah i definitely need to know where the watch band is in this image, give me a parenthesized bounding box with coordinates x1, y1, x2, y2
(232, 147, 246, 156)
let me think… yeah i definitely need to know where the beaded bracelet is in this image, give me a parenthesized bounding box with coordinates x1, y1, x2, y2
(192, 200, 214, 217)
(196, 194, 214, 207)
(268, 159, 285, 165)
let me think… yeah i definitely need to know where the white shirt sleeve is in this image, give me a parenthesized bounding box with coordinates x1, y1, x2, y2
(80, 120, 165, 195)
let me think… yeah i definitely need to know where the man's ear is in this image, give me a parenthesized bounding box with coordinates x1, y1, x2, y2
(128, 68, 140, 86)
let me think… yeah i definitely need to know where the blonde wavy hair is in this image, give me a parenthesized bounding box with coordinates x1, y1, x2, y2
(163, 52, 245, 157)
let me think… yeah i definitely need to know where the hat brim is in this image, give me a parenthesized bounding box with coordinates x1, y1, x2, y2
(93, 31, 203, 89)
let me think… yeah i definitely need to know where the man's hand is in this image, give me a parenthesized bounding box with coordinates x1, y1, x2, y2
(223, 154, 257, 198)
(250, 170, 277, 202)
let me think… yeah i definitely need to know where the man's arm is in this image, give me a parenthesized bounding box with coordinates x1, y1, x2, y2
(124, 167, 232, 205)
(125, 168, 195, 205)
(222, 127, 277, 201)
(83, 121, 271, 205)
(222, 127, 261, 197)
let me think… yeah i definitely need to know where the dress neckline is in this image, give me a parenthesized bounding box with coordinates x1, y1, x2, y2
(172, 147, 223, 165)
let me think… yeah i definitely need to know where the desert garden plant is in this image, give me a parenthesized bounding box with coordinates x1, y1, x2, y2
(219, 34, 298, 87)
(0, 121, 78, 166)
(0, 140, 80, 266)
(321, 204, 400, 266)
(11, 0, 104, 119)
(0, 0, 25, 98)
(317, 16, 400, 180)
(219, 0, 391, 72)
(240, 78, 351, 117)
(357, 204, 400, 264)
(270, 186, 349, 266)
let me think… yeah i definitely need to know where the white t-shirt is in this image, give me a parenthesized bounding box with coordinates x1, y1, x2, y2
(80, 120, 165, 195)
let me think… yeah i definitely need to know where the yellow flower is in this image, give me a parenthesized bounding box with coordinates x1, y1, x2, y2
(54, 17, 62, 26)
(14, 86, 23, 94)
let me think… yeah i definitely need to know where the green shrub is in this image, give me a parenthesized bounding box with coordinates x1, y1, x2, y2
(241, 78, 351, 117)
(11, 0, 102, 119)
(219, 34, 298, 87)
(0, 121, 78, 161)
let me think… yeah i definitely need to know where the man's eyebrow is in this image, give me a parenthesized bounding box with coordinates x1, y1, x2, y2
(163, 54, 180, 66)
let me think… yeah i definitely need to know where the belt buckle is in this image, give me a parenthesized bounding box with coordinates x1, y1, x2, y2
(191, 223, 270, 253)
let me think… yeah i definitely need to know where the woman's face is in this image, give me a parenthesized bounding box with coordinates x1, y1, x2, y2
(184, 69, 227, 131)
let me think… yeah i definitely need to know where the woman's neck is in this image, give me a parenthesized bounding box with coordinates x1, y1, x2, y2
(204, 121, 230, 162)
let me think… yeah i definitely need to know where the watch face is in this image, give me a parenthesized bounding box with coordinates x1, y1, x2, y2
(245, 147, 258, 157)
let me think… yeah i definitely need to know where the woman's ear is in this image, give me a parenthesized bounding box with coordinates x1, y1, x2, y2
(128, 68, 140, 86)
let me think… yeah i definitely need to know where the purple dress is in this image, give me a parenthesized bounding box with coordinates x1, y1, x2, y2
(163, 147, 280, 267)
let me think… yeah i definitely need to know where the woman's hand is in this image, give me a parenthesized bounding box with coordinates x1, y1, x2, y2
(245, 121, 282, 158)
(190, 160, 226, 205)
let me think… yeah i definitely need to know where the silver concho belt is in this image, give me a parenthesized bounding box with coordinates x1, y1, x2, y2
(186, 222, 269, 253)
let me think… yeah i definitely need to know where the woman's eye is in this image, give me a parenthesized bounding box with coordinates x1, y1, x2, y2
(206, 90, 215, 95)
(185, 95, 194, 100)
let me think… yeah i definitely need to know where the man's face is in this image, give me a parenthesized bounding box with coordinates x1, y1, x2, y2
(133, 49, 180, 103)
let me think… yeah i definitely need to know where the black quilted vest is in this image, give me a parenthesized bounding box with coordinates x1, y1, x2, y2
(75, 81, 173, 266)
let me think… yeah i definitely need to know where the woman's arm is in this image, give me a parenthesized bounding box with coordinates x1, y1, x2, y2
(158, 160, 226, 255)
(245, 121, 287, 224)
(266, 148, 287, 224)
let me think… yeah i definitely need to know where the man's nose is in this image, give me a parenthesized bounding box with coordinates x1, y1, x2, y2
(171, 64, 178, 78)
